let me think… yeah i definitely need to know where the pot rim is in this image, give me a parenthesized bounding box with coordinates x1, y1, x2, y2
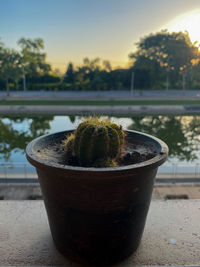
(26, 129, 168, 173)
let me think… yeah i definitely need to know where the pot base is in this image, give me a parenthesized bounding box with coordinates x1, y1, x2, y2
(46, 205, 147, 265)
(54, 236, 140, 265)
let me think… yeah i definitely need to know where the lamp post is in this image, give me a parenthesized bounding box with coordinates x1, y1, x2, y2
(22, 65, 26, 91)
(130, 71, 134, 96)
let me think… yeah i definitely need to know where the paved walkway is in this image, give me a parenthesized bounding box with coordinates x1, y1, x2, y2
(1, 90, 200, 100)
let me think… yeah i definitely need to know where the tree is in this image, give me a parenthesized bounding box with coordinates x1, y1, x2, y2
(103, 60, 112, 72)
(0, 47, 21, 96)
(83, 57, 101, 72)
(74, 58, 102, 91)
(187, 60, 200, 89)
(129, 30, 199, 89)
(63, 62, 75, 83)
(17, 37, 51, 90)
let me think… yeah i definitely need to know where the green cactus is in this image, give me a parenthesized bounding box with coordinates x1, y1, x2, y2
(63, 117, 125, 167)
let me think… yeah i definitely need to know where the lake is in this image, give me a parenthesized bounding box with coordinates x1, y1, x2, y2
(1, 114, 200, 175)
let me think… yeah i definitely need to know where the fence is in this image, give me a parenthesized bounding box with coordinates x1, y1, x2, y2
(0, 162, 200, 180)
(0, 163, 36, 179)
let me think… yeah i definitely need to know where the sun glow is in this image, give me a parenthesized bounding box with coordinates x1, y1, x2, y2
(166, 10, 200, 46)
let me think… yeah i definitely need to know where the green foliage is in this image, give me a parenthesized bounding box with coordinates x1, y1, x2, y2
(131, 30, 198, 71)
(0, 46, 21, 94)
(26, 82, 61, 91)
(27, 74, 61, 83)
(63, 62, 75, 83)
(62, 57, 128, 91)
(18, 37, 51, 76)
(0, 37, 53, 92)
(129, 30, 200, 89)
(64, 117, 125, 167)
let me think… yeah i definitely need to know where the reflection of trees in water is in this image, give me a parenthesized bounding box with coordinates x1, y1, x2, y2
(128, 115, 200, 161)
(0, 116, 53, 161)
(1, 115, 200, 162)
(69, 115, 76, 123)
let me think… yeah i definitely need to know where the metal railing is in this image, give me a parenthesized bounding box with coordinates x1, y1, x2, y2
(0, 163, 36, 179)
(0, 162, 200, 180)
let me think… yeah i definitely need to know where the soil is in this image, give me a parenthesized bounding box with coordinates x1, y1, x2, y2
(35, 133, 158, 167)
(119, 143, 157, 165)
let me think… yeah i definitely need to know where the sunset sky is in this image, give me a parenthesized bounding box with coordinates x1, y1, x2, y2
(1, 0, 200, 72)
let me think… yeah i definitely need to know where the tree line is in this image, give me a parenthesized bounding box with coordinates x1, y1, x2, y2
(1, 30, 200, 94)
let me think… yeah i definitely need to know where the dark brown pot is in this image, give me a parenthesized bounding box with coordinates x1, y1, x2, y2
(26, 130, 168, 265)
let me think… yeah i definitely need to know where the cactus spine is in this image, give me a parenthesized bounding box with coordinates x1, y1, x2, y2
(64, 117, 125, 167)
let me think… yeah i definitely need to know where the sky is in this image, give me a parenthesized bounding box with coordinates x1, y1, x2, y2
(1, 0, 200, 72)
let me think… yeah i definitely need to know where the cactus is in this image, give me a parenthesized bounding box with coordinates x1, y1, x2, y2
(63, 117, 125, 167)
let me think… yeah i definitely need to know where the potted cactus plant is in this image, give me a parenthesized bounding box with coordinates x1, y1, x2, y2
(26, 117, 168, 265)
(63, 117, 125, 167)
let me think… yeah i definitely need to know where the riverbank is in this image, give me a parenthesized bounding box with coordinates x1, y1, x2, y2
(0, 104, 200, 115)
(1, 89, 200, 101)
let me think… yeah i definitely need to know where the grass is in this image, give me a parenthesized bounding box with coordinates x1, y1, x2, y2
(0, 99, 200, 106)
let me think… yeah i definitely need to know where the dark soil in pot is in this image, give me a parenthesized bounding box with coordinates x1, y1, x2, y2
(34, 131, 158, 167)
(26, 130, 168, 265)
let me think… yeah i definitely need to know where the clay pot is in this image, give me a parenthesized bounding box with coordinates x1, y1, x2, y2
(26, 130, 168, 265)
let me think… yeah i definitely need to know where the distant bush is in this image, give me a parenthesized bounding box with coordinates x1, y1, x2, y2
(27, 74, 61, 84)
(190, 81, 200, 90)
(27, 83, 61, 91)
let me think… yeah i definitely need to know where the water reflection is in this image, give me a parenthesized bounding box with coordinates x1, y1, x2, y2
(128, 115, 200, 161)
(0, 116, 53, 161)
(0, 115, 200, 163)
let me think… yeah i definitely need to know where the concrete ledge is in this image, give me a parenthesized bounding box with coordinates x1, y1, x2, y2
(0, 105, 197, 115)
(1, 183, 200, 200)
(0, 200, 199, 266)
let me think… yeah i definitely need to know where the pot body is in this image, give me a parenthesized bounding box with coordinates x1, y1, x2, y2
(26, 130, 168, 265)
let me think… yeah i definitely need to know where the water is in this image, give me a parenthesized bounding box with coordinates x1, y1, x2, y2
(0, 115, 200, 175)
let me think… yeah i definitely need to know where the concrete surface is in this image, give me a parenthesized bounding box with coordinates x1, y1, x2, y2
(0, 200, 199, 266)
(0, 183, 200, 200)
(0, 104, 198, 115)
